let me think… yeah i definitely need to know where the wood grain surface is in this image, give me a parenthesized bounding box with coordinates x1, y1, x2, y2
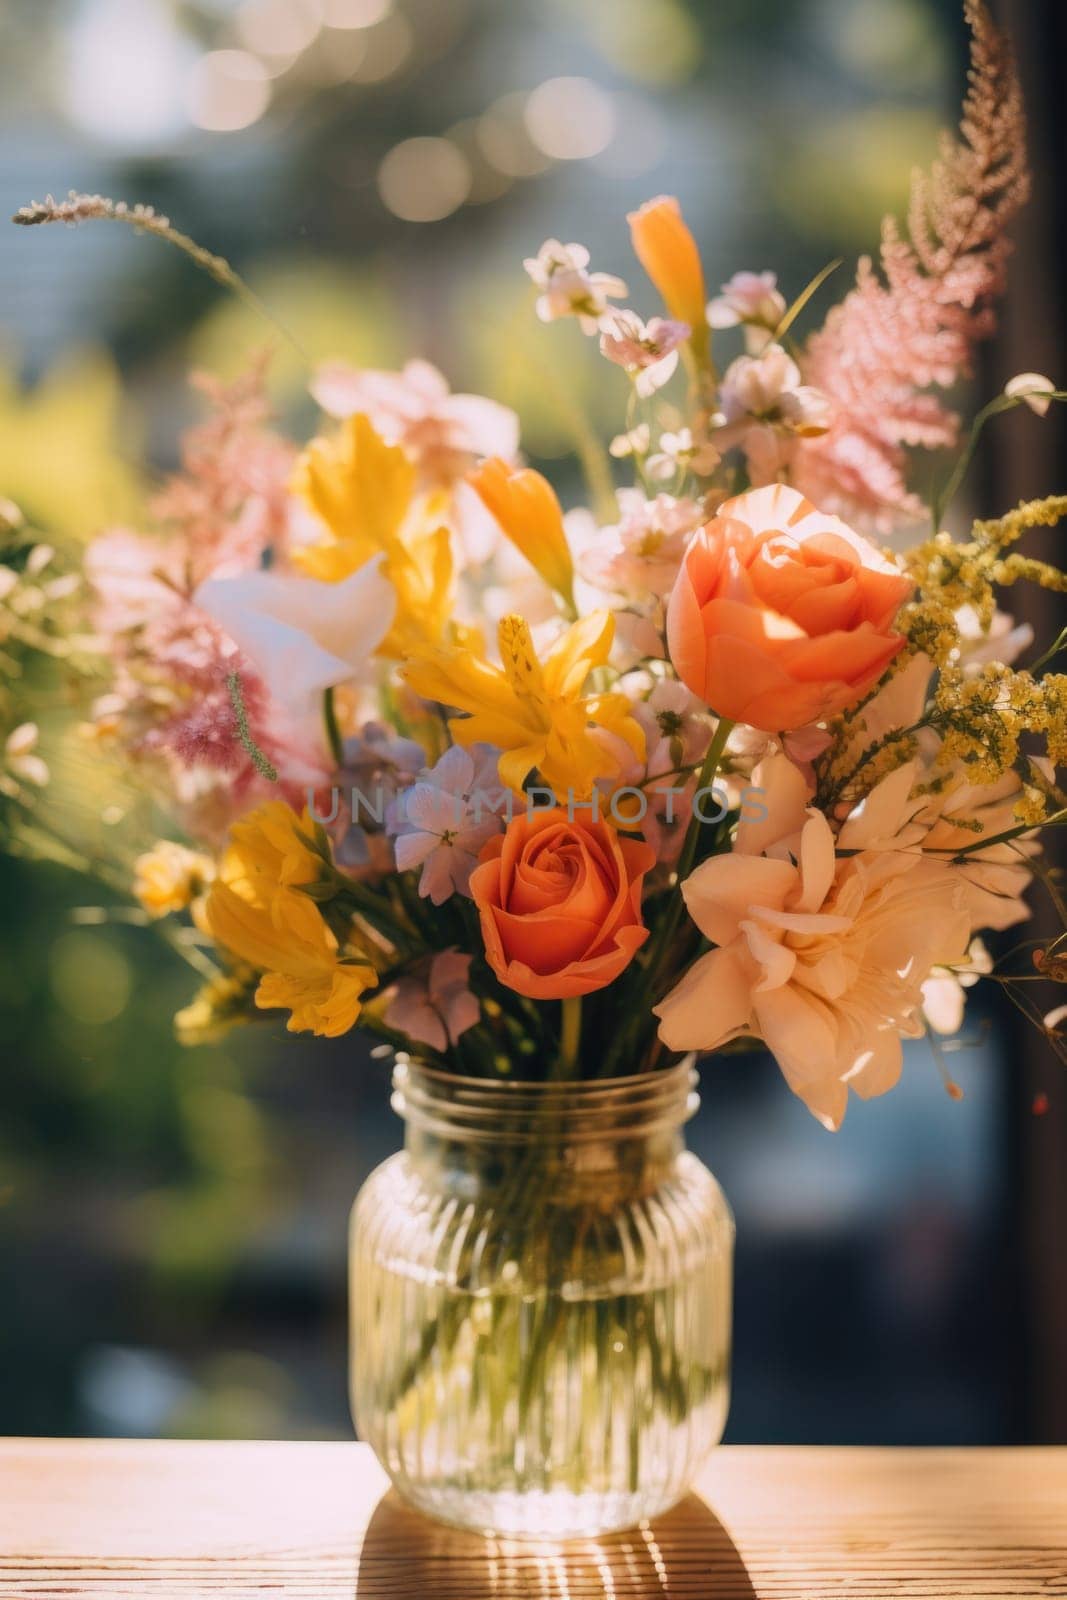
(0, 1439, 1064, 1597)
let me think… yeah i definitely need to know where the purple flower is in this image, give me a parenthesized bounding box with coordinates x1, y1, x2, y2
(333, 722, 425, 872)
(387, 744, 505, 904)
(384, 951, 480, 1052)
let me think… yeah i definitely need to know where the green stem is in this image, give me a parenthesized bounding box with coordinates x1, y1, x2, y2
(323, 687, 344, 768)
(673, 716, 735, 889)
(930, 389, 1067, 532)
(557, 995, 582, 1079)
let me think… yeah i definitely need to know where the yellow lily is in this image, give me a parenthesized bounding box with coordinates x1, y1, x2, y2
(467, 457, 575, 608)
(291, 413, 455, 654)
(402, 611, 645, 799)
(292, 412, 416, 568)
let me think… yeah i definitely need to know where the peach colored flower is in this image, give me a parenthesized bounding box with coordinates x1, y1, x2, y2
(655, 753, 971, 1129)
(469, 808, 655, 1000)
(666, 483, 912, 732)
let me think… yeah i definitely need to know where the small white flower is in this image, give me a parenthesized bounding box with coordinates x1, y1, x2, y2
(1005, 372, 1056, 417)
(647, 426, 720, 481)
(923, 939, 993, 1036)
(707, 271, 787, 353)
(609, 423, 651, 459)
(387, 744, 505, 905)
(720, 343, 802, 419)
(599, 311, 689, 397)
(778, 385, 832, 437)
(523, 239, 627, 334)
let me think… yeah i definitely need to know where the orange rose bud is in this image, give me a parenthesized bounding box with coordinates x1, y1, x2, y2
(467, 457, 575, 607)
(627, 195, 708, 365)
(470, 808, 655, 1001)
(667, 483, 912, 733)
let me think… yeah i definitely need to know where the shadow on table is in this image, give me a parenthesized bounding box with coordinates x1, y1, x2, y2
(354, 1488, 755, 1598)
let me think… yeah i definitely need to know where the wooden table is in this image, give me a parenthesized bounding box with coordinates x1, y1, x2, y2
(1, 1440, 1064, 1597)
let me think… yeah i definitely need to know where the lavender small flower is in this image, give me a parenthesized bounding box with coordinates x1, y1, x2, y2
(334, 722, 425, 872)
(387, 744, 505, 904)
(384, 951, 480, 1053)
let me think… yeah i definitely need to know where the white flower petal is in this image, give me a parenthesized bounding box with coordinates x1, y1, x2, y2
(196, 560, 395, 724)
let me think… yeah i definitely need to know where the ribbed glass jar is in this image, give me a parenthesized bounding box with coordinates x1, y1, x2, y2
(349, 1059, 733, 1539)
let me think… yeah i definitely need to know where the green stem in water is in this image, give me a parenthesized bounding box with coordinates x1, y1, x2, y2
(557, 995, 582, 1079)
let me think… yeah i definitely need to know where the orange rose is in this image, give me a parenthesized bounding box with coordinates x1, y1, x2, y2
(470, 809, 655, 1000)
(666, 483, 912, 732)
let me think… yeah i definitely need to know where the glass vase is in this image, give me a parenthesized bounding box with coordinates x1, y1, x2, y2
(349, 1058, 733, 1539)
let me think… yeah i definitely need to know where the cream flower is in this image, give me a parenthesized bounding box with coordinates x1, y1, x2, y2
(1004, 372, 1056, 417)
(578, 489, 704, 599)
(707, 270, 787, 352)
(195, 559, 395, 724)
(923, 938, 993, 1035)
(655, 754, 972, 1128)
(523, 240, 628, 333)
(916, 769, 1038, 933)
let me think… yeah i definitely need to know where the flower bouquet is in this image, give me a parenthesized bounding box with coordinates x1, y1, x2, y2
(12, 0, 1066, 1540)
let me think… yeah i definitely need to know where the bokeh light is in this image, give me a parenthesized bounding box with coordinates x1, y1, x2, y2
(586, 0, 700, 85)
(235, 0, 324, 64)
(378, 136, 471, 221)
(63, 0, 192, 147)
(49, 932, 131, 1026)
(186, 50, 272, 133)
(524, 77, 615, 162)
(477, 92, 553, 179)
(349, 12, 413, 82)
(323, 0, 394, 25)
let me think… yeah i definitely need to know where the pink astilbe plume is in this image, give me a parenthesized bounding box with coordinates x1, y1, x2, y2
(151, 355, 296, 584)
(88, 531, 327, 840)
(86, 361, 326, 841)
(791, 0, 1029, 528)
